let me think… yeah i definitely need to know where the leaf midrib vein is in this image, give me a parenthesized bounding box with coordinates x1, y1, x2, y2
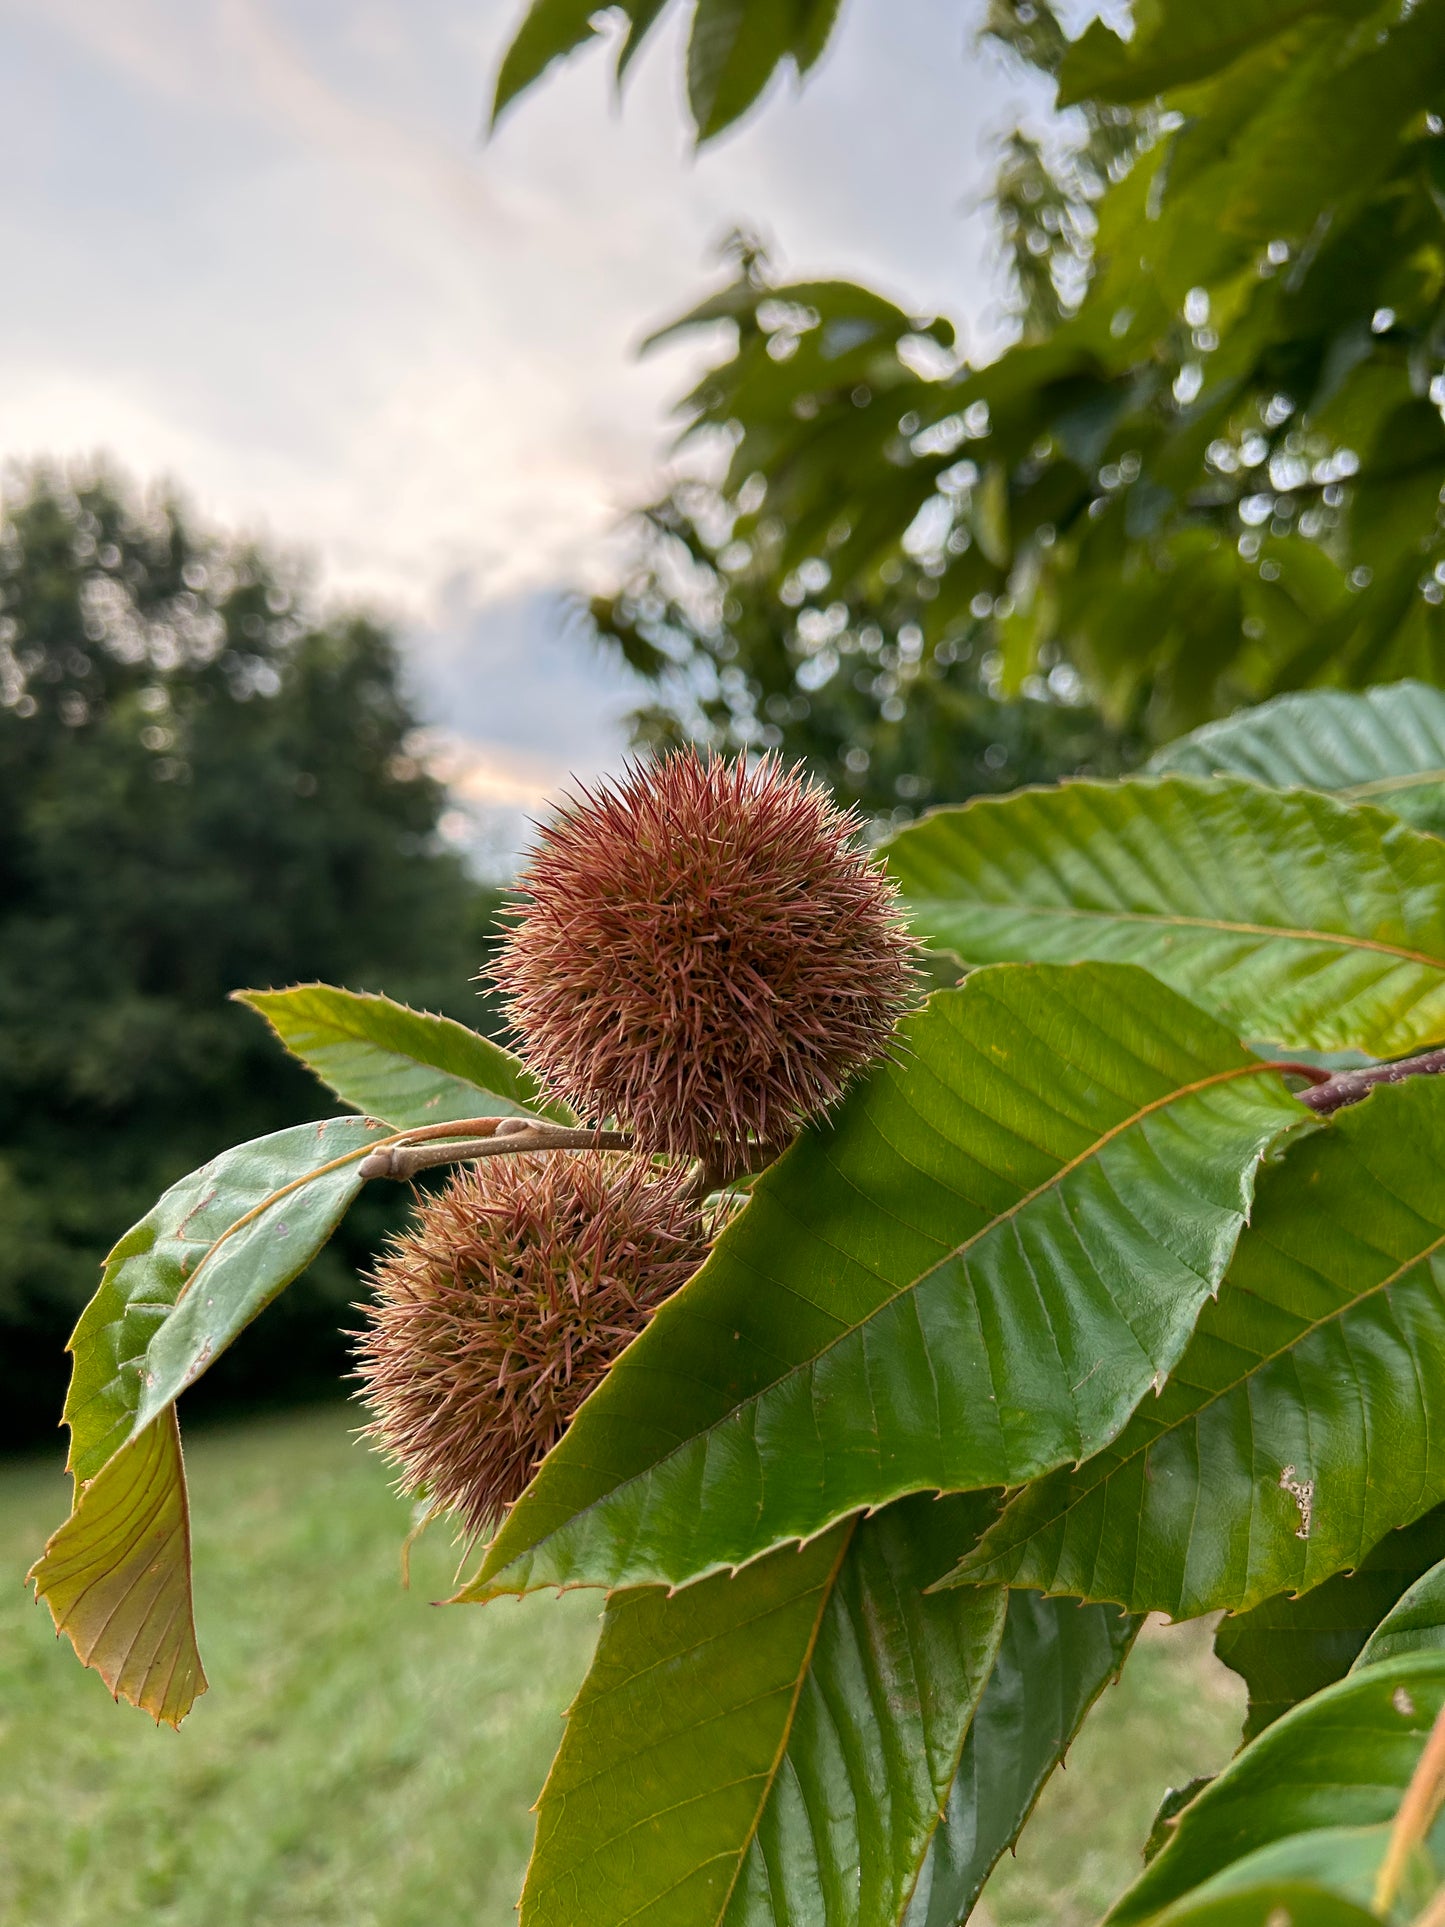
(486, 1061, 1286, 1588)
(711, 1521, 856, 1927)
(934, 900, 1443, 970)
(1347, 771, 1445, 798)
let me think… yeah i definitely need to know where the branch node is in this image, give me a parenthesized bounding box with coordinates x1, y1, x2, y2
(1296, 1048, 1445, 1116)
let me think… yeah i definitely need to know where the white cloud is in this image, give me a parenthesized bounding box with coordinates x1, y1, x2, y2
(0, 0, 1054, 854)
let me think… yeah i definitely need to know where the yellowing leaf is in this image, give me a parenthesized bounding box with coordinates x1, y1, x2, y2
(29, 1409, 203, 1728)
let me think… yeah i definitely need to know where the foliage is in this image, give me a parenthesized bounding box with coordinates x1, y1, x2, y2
(555, 0, 1445, 807)
(28, 676, 1445, 1927)
(0, 1408, 1243, 1927)
(589, 249, 1141, 825)
(888, 778, 1445, 1053)
(0, 464, 492, 1443)
(1145, 680, 1445, 834)
(490, 0, 844, 145)
(1213, 1504, 1445, 1742)
(26, 0, 1437, 1910)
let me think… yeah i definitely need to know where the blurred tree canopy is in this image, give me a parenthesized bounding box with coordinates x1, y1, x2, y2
(0, 467, 492, 1443)
(496, 0, 1445, 811)
(491, 0, 847, 144)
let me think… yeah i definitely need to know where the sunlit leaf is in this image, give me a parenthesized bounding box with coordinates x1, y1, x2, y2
(1148, 683, 1445, 836)
(463, 962, 1305, 1600)
(236, 983, 568, 1128)
(889, 777, 1445, 1055)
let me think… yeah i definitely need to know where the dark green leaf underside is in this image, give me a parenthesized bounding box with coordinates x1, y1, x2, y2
(904, 1592, 1138, 1925)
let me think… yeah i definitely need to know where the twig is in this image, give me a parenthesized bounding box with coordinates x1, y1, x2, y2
(684, 1138, 793, 1205)
(359, 1118, 632, 1181)
(1376, 1700, 1445, 1914)
(1297, 1049, 1445, 1116)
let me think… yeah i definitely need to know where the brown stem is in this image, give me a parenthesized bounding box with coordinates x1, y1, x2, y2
(1376, 1700, 1445, 1914)
(685, 1137, 794, 1204)
(378, 1116, 521, 1144)
(359, 1119, 632, 1180)
(1296, 1049, 1445, 1116)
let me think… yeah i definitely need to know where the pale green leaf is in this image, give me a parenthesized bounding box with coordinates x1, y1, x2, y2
(1356, 1555, 1445, 1670)
(36, 1115, 388, 1722)
(951, 1078, 1445, 1619)
(235, 982, 569, 1128)
(462, 962, 1305, 1601)
(888, 777, 1445, 1056)
(1147, 1874, 1386, 1927)
(1148, 683, 1445, 836)
(66, 1116, 389, 1469)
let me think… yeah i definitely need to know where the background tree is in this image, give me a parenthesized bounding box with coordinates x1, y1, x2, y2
(0, 464, 494, 1442)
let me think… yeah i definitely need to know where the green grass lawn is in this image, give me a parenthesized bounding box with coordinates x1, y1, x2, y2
(1, 1406, 1245, 1926)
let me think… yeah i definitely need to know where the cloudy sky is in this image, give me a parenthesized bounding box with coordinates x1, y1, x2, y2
(0, 0, 1094, 862)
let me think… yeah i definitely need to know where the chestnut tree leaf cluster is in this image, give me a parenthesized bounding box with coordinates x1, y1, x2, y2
(29, 678, 1445, 1926)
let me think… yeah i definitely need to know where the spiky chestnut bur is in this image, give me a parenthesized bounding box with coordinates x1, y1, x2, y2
(492, 750, 918, 1161)
(353, 1152, 708, 1538)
